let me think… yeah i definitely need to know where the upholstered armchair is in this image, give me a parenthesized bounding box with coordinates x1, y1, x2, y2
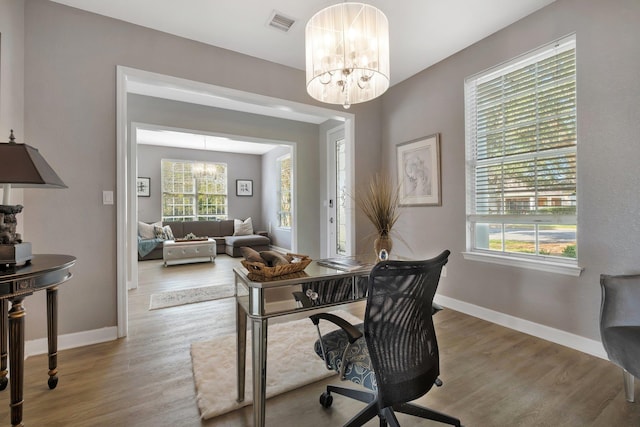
(599, 273, 640, 402)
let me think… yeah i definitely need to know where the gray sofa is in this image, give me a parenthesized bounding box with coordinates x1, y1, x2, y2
(138, 219, 270, 260)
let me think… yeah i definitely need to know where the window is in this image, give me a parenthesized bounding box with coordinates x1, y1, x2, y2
(278, 154, 292, 228)
(464, 35, 580, 275)
(161, 159, 227, 221)
(335, 137, 348, 255)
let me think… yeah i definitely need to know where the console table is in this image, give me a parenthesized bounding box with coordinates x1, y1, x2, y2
(0, 254, 76, 427)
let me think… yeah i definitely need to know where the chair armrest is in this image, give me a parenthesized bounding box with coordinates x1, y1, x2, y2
(310, 312, 363, 344)
(310, 313, 363, 379)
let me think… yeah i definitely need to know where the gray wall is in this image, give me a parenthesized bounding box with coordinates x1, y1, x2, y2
(137, 144, 264, 227)
(0, 0, 25, 214)
(381, 0, 640, 341)
(261, 146, 293, 250)
(19, 0, 380, 340)
(0, 0, 24, 143)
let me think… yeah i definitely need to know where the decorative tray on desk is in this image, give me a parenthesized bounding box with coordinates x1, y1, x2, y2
(241, 253, 312, 278)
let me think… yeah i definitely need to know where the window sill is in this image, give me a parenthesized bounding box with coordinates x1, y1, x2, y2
(462, 251, 583, 277)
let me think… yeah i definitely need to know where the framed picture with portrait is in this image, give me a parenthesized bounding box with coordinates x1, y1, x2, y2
(396, 134, 441, 206)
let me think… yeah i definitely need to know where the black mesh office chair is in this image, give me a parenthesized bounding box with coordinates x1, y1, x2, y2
(600, 274, 640, 402)
(311, 250, 461, 427)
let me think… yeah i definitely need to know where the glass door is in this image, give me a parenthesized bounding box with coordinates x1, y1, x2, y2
(327, 127, 352, 257)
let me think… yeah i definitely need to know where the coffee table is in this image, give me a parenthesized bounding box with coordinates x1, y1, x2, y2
(162, 238, 216, 266)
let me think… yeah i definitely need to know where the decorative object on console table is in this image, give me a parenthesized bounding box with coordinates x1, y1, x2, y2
(241, 253, 312, 278)
(175, 232, 208, 242)
(0, 130, 67, 269)
(137, 177, 150, 197)
(355, 173, 400, 261)
(236, 179, 253, 196)
(397, 133, 441, 206)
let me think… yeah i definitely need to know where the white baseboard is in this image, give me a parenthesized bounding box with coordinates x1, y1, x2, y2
(23, 297, 606, 362)
(26, 326, 118, 359)
(434, 294, 608, 360)
(270, 244, 290, 253)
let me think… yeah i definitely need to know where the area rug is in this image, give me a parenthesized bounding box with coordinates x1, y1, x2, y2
(149, 284, 235, 310)
(191, 310, 363, 420)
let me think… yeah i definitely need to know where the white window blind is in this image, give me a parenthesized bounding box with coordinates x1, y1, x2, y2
(464, 35, 579, 272)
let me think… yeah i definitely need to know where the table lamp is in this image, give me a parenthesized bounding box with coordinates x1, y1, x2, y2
(0, 130, 67, 268)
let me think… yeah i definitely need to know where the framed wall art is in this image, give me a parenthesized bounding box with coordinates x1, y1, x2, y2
(236, 179, 253, 197)
(396, 134, 441, 206)
(136, 177, 150, 197)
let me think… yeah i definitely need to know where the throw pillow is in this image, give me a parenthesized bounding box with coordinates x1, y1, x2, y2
(138, 221, 156, 239)
(153, 224, 174, 240)
(260, 251, 291, 267)
(234, 217, 253, 236)
(163, 225, 174, 240)
(240, 246, 264, 264)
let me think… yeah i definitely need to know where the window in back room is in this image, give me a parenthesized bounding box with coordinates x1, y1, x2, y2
(161, 159, 228, 222)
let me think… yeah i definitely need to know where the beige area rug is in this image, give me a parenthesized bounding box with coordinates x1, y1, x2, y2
(149, 284, 235, 310)
(191, 311, 363, 420)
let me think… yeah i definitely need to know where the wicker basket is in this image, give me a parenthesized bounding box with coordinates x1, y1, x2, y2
(241, 253, 311, 278)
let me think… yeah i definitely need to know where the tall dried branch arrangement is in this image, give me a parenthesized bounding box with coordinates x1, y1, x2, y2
(355, 174, 400, 237)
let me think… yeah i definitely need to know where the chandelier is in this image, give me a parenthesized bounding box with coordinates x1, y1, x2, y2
(305, 2, 390, 109)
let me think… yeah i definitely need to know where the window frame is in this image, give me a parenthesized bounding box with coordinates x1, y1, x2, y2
(161, 159, 228, 222)
(463, 34, 582, 276)
(277, 153, 292, 229)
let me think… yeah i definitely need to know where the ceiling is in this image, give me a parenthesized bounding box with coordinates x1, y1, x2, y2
(50, 0, 556, 153)
(50, 0, 555, 86)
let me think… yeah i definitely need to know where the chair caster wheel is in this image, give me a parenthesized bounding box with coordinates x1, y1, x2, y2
(319, 391, 333, 408)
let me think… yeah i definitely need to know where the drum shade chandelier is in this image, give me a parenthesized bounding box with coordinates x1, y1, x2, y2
(305, 2, 390, 109)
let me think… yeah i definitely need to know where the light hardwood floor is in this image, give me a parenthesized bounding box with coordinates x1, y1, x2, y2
(1, 255, 639, 426)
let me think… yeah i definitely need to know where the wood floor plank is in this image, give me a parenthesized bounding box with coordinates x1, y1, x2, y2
(1, 255, 638, 426)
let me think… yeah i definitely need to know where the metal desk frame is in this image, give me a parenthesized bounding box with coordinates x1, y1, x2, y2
(234, 261, 373, 427)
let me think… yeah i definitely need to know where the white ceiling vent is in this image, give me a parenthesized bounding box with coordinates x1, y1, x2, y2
(268, 11, 295, 32)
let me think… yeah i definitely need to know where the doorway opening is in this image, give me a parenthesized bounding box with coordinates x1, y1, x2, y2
(116, 66, 355, 337)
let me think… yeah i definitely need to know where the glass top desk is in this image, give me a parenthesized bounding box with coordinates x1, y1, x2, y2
(234, 258, 375, 427)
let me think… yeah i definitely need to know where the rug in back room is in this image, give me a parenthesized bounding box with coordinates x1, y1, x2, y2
(149, 284, 235, 310)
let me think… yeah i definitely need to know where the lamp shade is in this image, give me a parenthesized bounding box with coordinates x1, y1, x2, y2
(0, 141, 67, 188)
(305, 2, 390, 109)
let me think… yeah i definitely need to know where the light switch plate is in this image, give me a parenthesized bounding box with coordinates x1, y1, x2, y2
(103, 190, 114, 205)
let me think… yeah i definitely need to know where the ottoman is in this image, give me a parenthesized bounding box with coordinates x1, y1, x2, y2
(163, 238, 216, 266)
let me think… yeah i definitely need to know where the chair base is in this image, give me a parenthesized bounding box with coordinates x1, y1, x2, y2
(322, 385, 461, 427)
